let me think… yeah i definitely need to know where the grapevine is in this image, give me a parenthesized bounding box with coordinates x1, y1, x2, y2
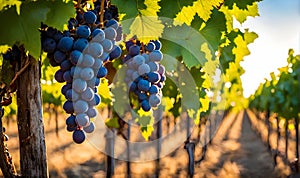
(40, 0, 122, 144)
(123, 38, 165, 112)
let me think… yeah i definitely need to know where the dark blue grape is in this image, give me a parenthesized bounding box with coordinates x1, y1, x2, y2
(109, 45, 122, 60)
(61, 83, 72, 96)
(84, 11, 97, 24)
(106, 19, 119, 29)
(54, 50, 66, 63)
(147, 72, 161, 83)
(42, 38, 56, 53)
(73, 129, 86, 144)
(97, 66, 108, 78)
(70, 50, 83, 65)
(57, 37, 73, 52)
(60, 60, 73, 71)
(63, 70, 73, 83)
(152, 40, 161, 50)
(128, 45, 140, 56)
(66, 115, 76, 127)
(149, 85, 159, 94)
(63, 100, 74, 114)
(141, 100, 151, 111)
(145, 42, 155, 52)
(76, 25, 91, 38)
(73, 38, 88, 52)
(138, 79, 150, 91)
(54, 69, 65, 83)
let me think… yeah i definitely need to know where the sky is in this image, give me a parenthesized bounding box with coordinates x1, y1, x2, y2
(238, 0, 300, 97)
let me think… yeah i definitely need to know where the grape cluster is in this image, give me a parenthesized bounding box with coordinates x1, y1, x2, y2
(123, 39, 166, 112)
(41, 1, 122, 144)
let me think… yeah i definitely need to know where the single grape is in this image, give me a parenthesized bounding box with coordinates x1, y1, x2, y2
(66, 115, 76, 127)
(77, 25, 91, 38)
(82, 54, 95, 67)
(57, 37, 73, 52)
(60, 60, 73, 71)
(145, 42, 155, 52)
(141, 100, 151, 111)
(54, 50, 66, 63)
(92, 29, 105, 42)
(83, 122, 95, 133)
(128, 45, 140, 56)
(70, 50, 83, 65)
(148, 61, 159, 72)
(132, 55, 145, 68)
(93, 58, 103, 70)
(99, 52, 110, 62)
(138, 79, 150, 91)
(81, 87, 95, 101)
(80, 67, 94, 81)
(63, 100, 74, 114)
(54, 69, 65, 83)
(137, 92, 147, 101)
(97, 66, 108, 78)
(66, 89, 79, 101)
(104, 27, 117, 40)
(149, 94, 161, 107)
(63, 70, 73, 83)
(74, 100, 89, 113)
(149, 50, 163, 62)
(138, 63, 150, 75)
(149, 85, 159, 94)
(109, 45, 122, 60)
(88, 42, 103, 57)
(147, 72, 161, 83)
(101, 39, 113, 52)
(152, 40, 162, 50)
(67, 125, 77, 132)
(42, 38, 56, 53)
(87, 108, 98, 118)
(89, 93, 101, 106)
(61, 83, 72, 96)
(158, 65, 165, 75)
(73, 129, 86, 144)
(106, 19, 119, 29)
(129, 82, 137, 92)
(84, 11, 97, 24)
(73, 38, 89, 52)
(73, 78, 87, 93)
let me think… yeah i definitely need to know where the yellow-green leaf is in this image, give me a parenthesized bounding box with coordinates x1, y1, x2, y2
(129, 16, 164, 43)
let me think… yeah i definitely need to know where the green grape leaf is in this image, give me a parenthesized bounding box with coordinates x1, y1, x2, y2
(112, 0, 145, 20)
(0, 0, 75, 59)
(225, 0, 262, 10)
(158, 0, 194, 19)
(199, 9, 226, 52)
(0, 2, 49, 59)
(0, 0, 21, 14)
(162, 24, 207, 68)
(105, 117, 120, 129)
(174, 0, 224, 25)
(44, 0, 75, 31)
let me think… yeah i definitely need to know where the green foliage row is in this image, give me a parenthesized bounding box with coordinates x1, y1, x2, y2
(249, 49, 300, 119)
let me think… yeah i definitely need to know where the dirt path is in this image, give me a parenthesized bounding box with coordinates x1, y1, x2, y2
(196, 111, 282, 178)
(1, 110, 288, 178)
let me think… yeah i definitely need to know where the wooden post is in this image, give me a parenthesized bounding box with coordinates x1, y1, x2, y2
(285, 119, 289, 159)
(16, 57, 48, 177)
(295, 118, 299, 172)
(266, 110, 271, 151)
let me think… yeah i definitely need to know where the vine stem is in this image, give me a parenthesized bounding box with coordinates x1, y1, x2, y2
(9, 58, 30, 87)
(100, 0, 105, 27)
